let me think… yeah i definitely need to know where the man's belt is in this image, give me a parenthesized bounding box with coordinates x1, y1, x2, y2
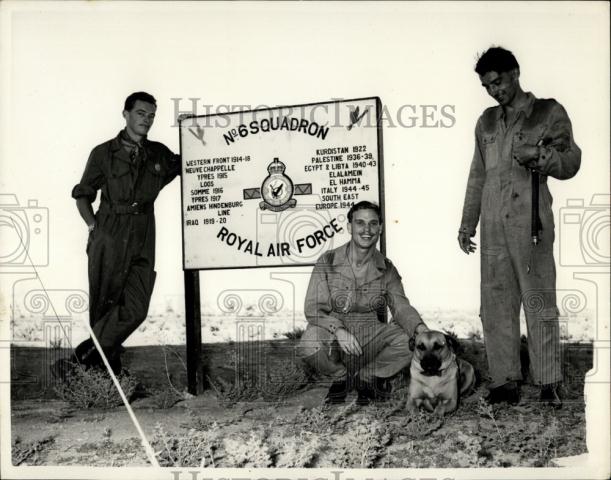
(99, 201, 153, 215)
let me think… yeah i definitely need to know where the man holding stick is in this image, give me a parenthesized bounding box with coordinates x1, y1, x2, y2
(458, 47, 581, 407)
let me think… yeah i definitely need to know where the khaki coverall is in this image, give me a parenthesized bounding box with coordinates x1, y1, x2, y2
(460, 93, 581, 388)
(72, 130, 180, 361)
(299, 242, 425, 382)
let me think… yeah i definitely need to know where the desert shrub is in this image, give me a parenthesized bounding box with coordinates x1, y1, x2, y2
(147, 388, 184, 409)
(262, 362, 310, 401)
(207, 374, 260, 407)
(273, 433, 321, 467)
(54, 367, 137, 409)
(209, 359, 310, 406)
(282, 327, 305, 340)
(438, 431, 483, 467)
(12, 436, 55, 466)
(222, 431, 273, 467)
(152, 423, 222, 467)
(292, 406, 332, 435)
(387, 409, 444, 441)
(326, 418, 390, 468)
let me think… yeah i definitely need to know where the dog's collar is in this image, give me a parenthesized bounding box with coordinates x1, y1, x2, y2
(412, 352, 456, 376)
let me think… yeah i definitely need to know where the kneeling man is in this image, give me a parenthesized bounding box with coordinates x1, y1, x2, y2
(299, 201, 428, 404)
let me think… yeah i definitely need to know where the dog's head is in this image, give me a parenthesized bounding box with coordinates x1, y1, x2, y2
(409, 330, 458, 376)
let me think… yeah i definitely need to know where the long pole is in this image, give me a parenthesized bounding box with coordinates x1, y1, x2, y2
(531, 168, 541, 245)
(184, 269, 203, 394)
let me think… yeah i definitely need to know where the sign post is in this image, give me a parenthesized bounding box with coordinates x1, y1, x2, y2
(179, 97, 384, 394)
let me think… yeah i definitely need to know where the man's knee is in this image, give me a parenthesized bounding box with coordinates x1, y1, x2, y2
(384, 329, 413, 362)
(298, 325, 345, 378)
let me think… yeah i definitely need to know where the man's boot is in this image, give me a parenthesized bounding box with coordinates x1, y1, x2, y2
(356, 376, 391, 405)
(540, 383, 563, 409)
(324, 377, 349, 405)
(51, 338, 94, 381)
(486, 381, 520, 405)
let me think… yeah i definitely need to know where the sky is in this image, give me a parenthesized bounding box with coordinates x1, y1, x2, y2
(0, 1, 608, 321)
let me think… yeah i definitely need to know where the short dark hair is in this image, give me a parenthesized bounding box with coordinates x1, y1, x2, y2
(124, 91, 156, 111)
(347, 201, 383, 223)
(475, 47, 520, 76)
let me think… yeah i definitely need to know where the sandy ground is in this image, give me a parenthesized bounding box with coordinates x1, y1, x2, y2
(10, 337, 592, 468)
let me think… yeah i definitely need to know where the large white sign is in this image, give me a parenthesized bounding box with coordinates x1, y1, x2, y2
(179, 97, 383, 269)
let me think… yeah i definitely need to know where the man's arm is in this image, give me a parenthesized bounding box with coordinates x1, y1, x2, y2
(304, 255, 362, 355)
(513, 102, 581, 180)
(76, 198, 96, 229)
(162, 149, 182, 188)
(385, 265, 428, 337)
(535, 102, 581, 180)
(458, 119, 486, 252)
(71, 147, 105, 228)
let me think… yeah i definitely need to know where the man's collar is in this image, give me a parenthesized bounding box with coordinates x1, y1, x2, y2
(332, 242, 386, 270)
(499, 91, 536, 121)
(111, 129, 147, 152)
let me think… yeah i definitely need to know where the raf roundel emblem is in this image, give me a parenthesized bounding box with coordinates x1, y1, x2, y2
(242, 157, 312, 211)
(260, 158, 297, 211)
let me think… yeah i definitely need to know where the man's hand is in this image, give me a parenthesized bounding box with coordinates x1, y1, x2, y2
(335, 328, 362, 356)
(414, 323, 429, 335)
(458, 232, 477, 254)
(513, 143, 539, 168)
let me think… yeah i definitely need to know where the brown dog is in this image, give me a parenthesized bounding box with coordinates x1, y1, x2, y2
(406, 331, 476, 416)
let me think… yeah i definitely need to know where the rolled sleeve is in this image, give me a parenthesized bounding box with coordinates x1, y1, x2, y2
(304, 255, 346, 334)
(385, 266, 424, 337)
(72, 148, 105, 202)
(535, 102, 581, 180)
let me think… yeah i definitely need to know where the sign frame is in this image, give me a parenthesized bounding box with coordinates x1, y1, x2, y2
(178, 96, 386, 394)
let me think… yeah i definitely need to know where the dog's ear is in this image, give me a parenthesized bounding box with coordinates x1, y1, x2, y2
(409, 336, 416, 351)
(444, 333, 460, 353)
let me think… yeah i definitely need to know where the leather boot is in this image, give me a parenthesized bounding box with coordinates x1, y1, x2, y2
(540, 383, 563, 409)
(486, 381, 520, 405)
(324, 377, 349, 405)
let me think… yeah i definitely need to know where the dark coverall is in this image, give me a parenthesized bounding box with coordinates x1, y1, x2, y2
(71, 131, 180, 363)
(298, 242, 425, 383)
(459, 93, 581, 388)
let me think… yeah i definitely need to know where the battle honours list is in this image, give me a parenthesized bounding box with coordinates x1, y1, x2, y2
(179, 98, 383, 269)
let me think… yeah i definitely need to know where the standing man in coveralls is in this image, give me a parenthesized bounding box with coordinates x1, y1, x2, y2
(300, 201, 429, 404)
(458, 47, 581, 408)
(63, 92, 180, 375)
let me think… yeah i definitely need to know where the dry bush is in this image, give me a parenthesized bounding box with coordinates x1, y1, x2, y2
(208, 359, 309, 406)
(152, 423, 222, 467)
(325, 418, 390, 468)
(54, 367, 137, 409)
(261, 361, 310, 401)
(282, 327, 305, 340)
(387, 409, 444, 441)
(273, 433, 321, 467)
(207, 375, 260, 406)
(12, 436, 55, 466)
(222, 431, 273, 467)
